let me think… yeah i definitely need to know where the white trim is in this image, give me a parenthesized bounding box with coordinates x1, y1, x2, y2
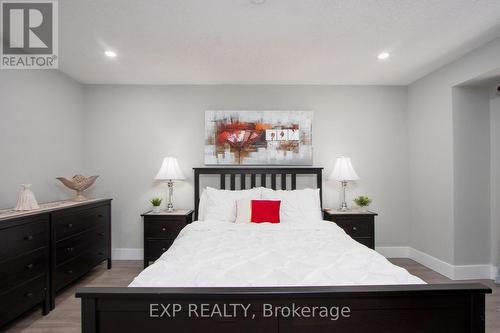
(113, 248, 143, 260)
(375, 246, 410, 258)
(376, 246, 496, 280)
(408, 247, 455, 279)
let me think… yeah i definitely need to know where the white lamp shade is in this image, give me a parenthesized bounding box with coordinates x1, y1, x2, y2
(330, 156, 360, 181)
(154, 157, 185, 180)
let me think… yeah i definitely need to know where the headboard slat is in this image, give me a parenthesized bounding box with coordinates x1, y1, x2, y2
(281, 173, 287, 190)
(193, 167, 323, 220)
(240, 174, 246, 190)
(271, 174, 277, 190)
(220, 174, 226, 190)
(230, 174, 236, 190)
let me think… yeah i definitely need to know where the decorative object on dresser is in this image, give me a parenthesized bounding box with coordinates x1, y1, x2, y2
(56, 175, 99, 201)
(141, 209, 193, 268)
(13, 184, 40, 211)
(154, 157, 185, 212)
(204, 110, 313, 165)
(149, 197, 163, 213)
(353, 195, 372, 212)
(0, 199, 111, 327)
(330, 156, 360, 211)
(323, 209, 377, 249)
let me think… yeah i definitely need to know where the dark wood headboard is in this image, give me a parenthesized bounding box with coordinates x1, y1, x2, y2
(193, 167, 323, 220)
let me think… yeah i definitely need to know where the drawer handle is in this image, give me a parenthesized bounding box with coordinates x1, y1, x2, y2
(24, 235, 33, 241)
(67, 270, 73, 275)
(66, 247, 74, 252)
(98, 232, 105, 236)
(26, 263, 34, 270)
(161, 247, 167, 251)
(162, 227, 167, 231)
(67, 223, 73, 228)
(25, 292, 34, 298)
(98, 251, 104, 255)
(352, 226, 358, 231)
(98, 214, 104, 218)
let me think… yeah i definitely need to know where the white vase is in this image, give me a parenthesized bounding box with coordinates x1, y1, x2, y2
(14, 184, 40, 211)
(152, 206, 162, 213)
(358, 206, 369, 213)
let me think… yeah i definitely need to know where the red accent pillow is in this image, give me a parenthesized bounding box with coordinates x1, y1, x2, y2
(251, 200, 281, 223)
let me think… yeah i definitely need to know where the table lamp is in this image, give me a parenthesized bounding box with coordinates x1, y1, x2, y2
(154, 157, 185, 212)
(330, 156, 360, 211)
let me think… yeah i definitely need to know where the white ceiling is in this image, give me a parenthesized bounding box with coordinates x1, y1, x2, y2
(59, 0, 500, 85)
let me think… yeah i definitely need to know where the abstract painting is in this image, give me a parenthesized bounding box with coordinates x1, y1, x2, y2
(205, 111, 313, 165)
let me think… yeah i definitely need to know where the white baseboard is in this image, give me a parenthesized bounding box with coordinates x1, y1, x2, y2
(377, 246, 496, 280)
(113, 248, 143, 260)
(113, 246, 496, 281)
(375, 246, 410, 258)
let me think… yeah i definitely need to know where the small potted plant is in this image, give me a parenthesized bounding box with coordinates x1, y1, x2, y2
(150, 197, 163, 213)
(353, 196, 372, 212)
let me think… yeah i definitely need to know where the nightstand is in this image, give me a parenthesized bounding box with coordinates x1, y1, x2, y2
(141, 209, 194, 267)
(323, 209, 377, 249)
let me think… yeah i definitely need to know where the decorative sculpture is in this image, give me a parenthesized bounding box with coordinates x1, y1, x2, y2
(56, 175, 99, 201)
(14, 184, 40, 211)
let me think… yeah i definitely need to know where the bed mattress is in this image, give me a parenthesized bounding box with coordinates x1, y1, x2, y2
(130, 220, 424, 287)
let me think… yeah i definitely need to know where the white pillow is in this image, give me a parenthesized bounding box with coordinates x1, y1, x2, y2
(235, 199, 252, 224)
(204, 187, 262, 222)
(261, 188, 322, 223)
(197, 189, 207, 221)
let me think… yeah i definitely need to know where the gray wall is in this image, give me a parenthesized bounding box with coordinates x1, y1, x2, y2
(82, 85, 410, 251)
(0, 70, 84, 208)
(452, 86, 491, 265)
(407, 37, 500, 265)
(491, 89, 500, 266)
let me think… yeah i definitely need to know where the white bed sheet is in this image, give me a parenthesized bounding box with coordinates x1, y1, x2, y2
(130, 220, 424, 287)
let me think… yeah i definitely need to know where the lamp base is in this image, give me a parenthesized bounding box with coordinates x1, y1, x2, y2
(339, 180, 349, 211)
(166, 180, 174, 212)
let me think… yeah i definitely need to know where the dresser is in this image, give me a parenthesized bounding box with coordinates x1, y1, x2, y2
(0, 214, 50, 327)
(142, 209, 193, 268)
(0, 199, 111, 326)
(323, 210, 377, 249)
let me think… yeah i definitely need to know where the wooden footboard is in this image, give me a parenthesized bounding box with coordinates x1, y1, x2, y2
(76, 283, 491, 333)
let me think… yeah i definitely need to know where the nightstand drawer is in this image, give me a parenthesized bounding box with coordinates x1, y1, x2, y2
(144, 220, 185, 239)
(353, 237, 374, 249)
(335, 220, 373, 238)
(145, 239, 174, 259)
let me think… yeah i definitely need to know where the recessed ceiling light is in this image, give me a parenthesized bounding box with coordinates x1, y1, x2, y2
(250, 0, 266, 4)
(104, 50, 117, 58)
(377, 52, 390, 60)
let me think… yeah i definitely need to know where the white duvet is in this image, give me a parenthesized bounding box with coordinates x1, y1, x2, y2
(130, 220, 424, 287)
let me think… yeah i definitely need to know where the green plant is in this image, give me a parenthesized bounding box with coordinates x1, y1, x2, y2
(150, 197, 162, 207)
(353, 196, 372, 207)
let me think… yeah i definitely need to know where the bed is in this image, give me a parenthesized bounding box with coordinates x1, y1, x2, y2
(77, 167, 491, 333)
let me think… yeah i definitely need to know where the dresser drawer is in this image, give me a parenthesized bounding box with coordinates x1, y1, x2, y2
(0, 248, 46, 292)
(0, 276, 46, 327)
(145, 239, 174, 259)
(334, 220, 373, 238)
(55, 225, 108, 265)
(55, 246, 109, 291)
(54, 205, 108, 240)
(144, 219, 186, 239)
(0, 219, 48, 262)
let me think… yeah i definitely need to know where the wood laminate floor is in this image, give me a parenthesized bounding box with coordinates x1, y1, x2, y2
(2, 259, 499, 332)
